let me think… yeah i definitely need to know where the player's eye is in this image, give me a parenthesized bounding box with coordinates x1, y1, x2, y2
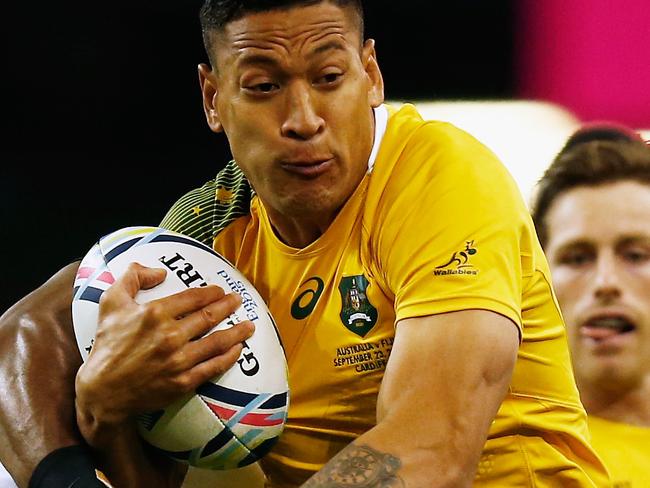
(622, 247, 650, 263)
(557, 249, 594, 267)
(248, 82, 278, 93)
(316, 72, 343, 86)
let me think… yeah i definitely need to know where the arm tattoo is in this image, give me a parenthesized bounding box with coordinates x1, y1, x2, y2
(302, 444, 405, 487)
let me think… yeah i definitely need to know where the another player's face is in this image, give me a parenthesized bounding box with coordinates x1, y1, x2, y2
(201, 2, 383, 225)
(545, 180, 650, 391)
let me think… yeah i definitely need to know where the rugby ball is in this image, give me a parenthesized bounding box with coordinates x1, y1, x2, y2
(72, 226, 289, 469)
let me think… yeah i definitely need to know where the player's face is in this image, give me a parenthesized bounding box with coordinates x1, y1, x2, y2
(200, 2, 383, 226)
(545, 180, 650, 392)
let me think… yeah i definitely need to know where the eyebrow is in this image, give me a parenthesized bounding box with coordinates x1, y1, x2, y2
(617, 235, 650, 246)
(236, 52, 280, 69)
(235, 39, 347, 69)
(307, 40, 347, 59)
(554, 239, 593, 254)
(553, 235, 650, 255)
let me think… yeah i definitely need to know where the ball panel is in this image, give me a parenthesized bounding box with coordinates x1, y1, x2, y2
(193, 425, 251, 469)
(237, 435, 281, 467)
(197, 386, 288, 436)
(197, 384, 287, 466)
(71, 226, 289, 469)
(138, 393, 227, 452)
(72, 243, 113, 360)
(99, 226, 162, 255)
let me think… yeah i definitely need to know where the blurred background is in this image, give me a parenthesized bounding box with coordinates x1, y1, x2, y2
(2, 0, 650, 313)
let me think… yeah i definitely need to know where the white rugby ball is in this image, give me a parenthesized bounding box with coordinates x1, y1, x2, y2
(72, 226, 289, 469)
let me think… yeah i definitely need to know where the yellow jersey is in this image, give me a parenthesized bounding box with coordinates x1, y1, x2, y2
(161, 104, 608, 487)
(587, 416, 650, 487)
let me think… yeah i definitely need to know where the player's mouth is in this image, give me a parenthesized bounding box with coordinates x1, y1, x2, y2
(580, 314, 637, 346)
(280, 158, 334, 178)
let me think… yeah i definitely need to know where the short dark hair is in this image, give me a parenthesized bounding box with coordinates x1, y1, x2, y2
(556, 121, 645, 155)
(532, 124, 650, 247)
(199, 0, 365, 64)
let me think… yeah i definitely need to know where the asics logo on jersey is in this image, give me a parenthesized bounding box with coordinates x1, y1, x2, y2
(291, 277, 325, 320)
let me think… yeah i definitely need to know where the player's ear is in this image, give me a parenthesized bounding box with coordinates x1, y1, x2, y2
(198, 63, 223, 133)
(362, 39, 384, 108)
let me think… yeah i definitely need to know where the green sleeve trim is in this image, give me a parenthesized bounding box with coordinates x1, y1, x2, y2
(159, 160, 253, 246)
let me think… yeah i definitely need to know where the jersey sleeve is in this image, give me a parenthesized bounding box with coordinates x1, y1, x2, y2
(159, 159, 254, 246)
(373, 123, 533, 335)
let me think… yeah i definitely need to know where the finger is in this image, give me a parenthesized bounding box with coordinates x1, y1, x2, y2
(116, 262, 167, 299)
(183, 320, 255, 367)
(187, 341, 247, 386)
(101, 263, 167, 310)
(154, 285, 229, 320)
(177, 292, 242, 340)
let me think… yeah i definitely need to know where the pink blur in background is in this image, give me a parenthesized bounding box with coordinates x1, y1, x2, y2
(517, 0, 650, 127)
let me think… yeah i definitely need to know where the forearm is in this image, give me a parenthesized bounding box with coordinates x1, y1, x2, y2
(301, 431, 407, 488)
(301, 420, 472, 488)
(302, 311, 520, 488)
(0, 262, 83, 487)
(74, 407, 186, 488)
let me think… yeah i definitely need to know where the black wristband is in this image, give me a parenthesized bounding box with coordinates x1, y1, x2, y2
(29, 445, 108, 488)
